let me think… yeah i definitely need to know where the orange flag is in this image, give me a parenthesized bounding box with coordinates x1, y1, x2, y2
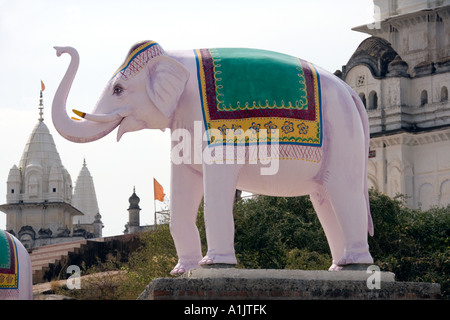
(153, 178, 165, 202)
(41, 80, 45, 92)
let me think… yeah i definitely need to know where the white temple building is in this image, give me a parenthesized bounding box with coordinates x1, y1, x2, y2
(339, 0, 450, 209)
(72, 159, 103, 238)
(0, 91, 102, 248)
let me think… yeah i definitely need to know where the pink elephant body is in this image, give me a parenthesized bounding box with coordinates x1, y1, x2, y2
(52, 41, 373, 275)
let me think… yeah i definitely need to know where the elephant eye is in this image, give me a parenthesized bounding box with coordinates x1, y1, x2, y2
(113, 85, 124, 96)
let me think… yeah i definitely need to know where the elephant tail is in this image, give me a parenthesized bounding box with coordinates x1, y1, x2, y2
(347, 85, 374, 237)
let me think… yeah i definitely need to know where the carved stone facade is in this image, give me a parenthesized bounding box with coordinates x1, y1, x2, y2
(368, 130, 450, 208)
(339, 0, 450, 209)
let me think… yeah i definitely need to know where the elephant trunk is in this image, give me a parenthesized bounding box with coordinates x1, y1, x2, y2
(52, 46, 121, 143)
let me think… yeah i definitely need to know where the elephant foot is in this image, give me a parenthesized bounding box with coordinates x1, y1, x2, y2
(170, 258, 201, 276)
(337, 250, 373, 266)
(199, 253, 237, 266)
(170, 266, 187, 275)
(329, 248, 374, 271)
(328, 263, 343, 271)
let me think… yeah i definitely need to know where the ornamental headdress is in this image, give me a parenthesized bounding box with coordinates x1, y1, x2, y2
(112, 41, 166, 81)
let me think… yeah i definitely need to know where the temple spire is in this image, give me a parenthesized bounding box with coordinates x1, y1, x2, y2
(39, 80, 45, 122)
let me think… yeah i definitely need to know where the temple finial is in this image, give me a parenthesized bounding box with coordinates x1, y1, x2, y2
(38, 80, 45, 122)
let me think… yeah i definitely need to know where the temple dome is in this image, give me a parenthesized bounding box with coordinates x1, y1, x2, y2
(7, 165, 21, 183)
(342, 36, 408, 79)
(14, 117, 73, 203)
(128, 188, 141, 210)
(19, 121, 63, 171)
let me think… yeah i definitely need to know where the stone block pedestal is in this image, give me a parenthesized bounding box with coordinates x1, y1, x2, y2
(138, 268, 441, 300)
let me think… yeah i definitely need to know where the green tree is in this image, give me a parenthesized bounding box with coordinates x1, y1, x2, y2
(364, 189, 449, 298)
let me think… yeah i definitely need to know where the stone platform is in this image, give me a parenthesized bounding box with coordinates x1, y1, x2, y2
(138, 268, 441, 300)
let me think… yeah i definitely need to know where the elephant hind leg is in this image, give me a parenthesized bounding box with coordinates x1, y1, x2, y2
(310, 187, 345, 270)
(326, 180, 373, 267)
(311, 182, 373, 270)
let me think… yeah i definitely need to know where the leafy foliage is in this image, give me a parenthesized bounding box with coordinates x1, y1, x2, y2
(367, 190, 449, 298)
(118, 224, 179, 299)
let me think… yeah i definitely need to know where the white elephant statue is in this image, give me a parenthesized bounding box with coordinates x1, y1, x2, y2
(0, 230, 33, 300)
(52, 41, 374, 275)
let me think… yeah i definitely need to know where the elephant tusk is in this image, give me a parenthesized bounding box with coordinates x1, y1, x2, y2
(72, 109, 122, 123)
(72, 109, 86, 118)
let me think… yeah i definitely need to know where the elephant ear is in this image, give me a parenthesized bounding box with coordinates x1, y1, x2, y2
(146, 56, 190, 118)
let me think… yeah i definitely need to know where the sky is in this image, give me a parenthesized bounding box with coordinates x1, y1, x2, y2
(0, 0, 375, 237)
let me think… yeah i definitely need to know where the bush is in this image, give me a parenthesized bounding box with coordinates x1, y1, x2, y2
(285, 248, 331, 270)
(366, 191, 449, 298)
(54, 258, 128, 300)
(118, 224, 179, 299)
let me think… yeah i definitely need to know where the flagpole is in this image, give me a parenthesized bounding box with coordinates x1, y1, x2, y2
(154, 199, 157, 230)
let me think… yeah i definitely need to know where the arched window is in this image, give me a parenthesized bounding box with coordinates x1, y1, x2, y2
(359, 93, 367, 109)
(441, 86, 448, 102)
(420, 90, 428, 106)
(368, 91, 378, 110)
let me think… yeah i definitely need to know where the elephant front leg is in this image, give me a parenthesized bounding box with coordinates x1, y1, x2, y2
(169, 163, 204, 275)
(199, 163, 241, 266)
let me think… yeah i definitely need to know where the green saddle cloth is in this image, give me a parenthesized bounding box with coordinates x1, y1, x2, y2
(195, 48, 322, 147)
(0, 230, 19, 289)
